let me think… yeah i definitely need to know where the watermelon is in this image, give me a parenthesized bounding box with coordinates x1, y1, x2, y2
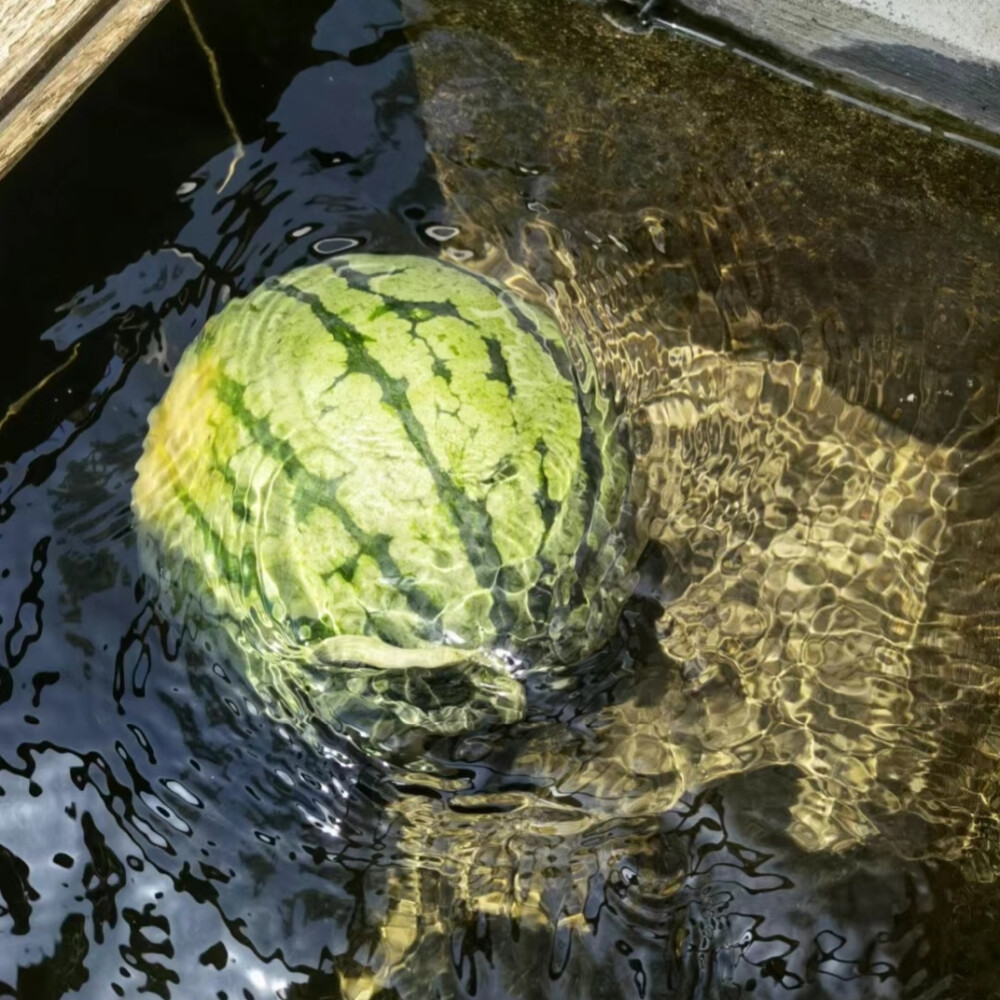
(133, 255, 639, 740)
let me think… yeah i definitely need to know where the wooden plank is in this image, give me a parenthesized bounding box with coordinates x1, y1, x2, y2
(0, 0, 171, 180)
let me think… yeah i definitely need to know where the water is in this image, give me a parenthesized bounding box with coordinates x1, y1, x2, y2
(2, 0, 1000, 996)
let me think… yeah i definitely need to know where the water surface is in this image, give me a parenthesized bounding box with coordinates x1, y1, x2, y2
(2, 0, 1000, 997)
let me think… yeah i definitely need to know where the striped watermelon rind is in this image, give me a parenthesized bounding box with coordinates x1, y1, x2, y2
(133, 254, 639, 737)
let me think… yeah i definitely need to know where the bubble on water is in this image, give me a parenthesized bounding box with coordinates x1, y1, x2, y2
(312, 236, 361, 256)
(423, 224, 460, 242)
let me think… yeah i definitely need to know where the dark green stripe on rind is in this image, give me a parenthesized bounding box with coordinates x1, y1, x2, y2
(328, 256, 595, 599)
(496, 287, 578, 387)
(211, 371, 446, 634)
(168, 480, 245, 591)
(483, 336, 516, 397)
(328, 256, 632, 649)
(336, 257, 570, 388)
(269, 278, 522, 634)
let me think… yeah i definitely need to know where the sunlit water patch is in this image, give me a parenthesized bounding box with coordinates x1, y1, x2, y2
(2, 0, 1000, 998)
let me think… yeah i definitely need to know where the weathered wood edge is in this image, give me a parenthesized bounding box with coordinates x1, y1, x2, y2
(0, 0, 172, 181)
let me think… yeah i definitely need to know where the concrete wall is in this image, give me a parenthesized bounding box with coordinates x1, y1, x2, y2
(651, 0, 1000, 139)
(837, 0, 1000, 65)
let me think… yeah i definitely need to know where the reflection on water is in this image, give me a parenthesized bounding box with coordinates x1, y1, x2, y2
(2, 0, 1000, 996)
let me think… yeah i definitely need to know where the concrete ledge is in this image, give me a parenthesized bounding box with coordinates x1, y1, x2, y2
(834, 0, 999, 66)
(639, 0, 1000, 140)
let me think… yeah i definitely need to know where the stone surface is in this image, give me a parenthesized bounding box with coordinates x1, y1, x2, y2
(838, 0, 1000, 65)
(662, 0, 1000, 136)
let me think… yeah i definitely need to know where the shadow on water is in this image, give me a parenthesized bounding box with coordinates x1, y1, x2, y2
(2, 0, 1000, 996)
(0, 0, 447, 995)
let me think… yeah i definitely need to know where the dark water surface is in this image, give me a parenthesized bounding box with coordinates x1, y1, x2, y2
(3, 1, 1000, 997)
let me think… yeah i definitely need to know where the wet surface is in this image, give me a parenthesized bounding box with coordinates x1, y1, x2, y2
(3, 0, 1000, 996)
